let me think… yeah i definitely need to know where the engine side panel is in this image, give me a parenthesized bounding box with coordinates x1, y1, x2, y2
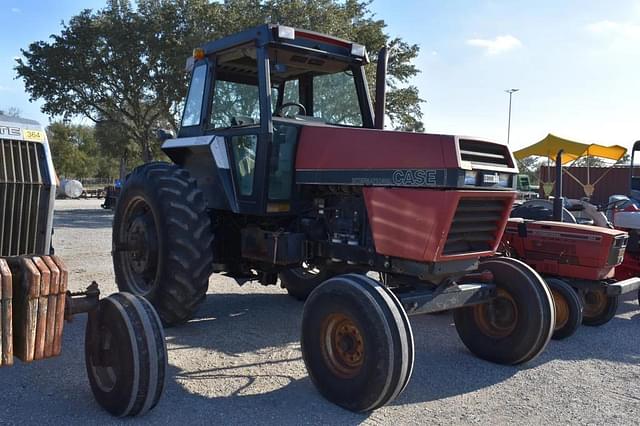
(363, 188, 514, 263)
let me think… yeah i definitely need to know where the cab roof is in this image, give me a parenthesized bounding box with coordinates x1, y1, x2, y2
(199, 24, 369, 65)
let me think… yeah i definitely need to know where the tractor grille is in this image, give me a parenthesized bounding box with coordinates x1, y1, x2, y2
(0, 139, 50, 256)
(442, 198, 506, 255)
(459, 139, 512, 168)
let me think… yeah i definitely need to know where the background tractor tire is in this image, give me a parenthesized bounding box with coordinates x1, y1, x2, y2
(546, 278, 583, 340)
(279, 263, 336, 301)
(301, 274, 414, 412)
(454, 257, 554, 365)
(581, 289, 619, 326)
(85, 293, 167, 417)
(113, 162, 213, 326)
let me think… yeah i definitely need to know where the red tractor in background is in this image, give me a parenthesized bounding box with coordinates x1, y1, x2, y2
(506, 150, 640, 339)
(112, 25, 555, 412)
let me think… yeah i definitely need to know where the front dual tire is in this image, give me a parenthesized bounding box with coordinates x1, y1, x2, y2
(301, 274, 414, 412)
(453, 258, 555, 365)
(301, 258, 554, 412)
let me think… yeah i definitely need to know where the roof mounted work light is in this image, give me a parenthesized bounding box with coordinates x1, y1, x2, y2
(277, 25, 295, 40)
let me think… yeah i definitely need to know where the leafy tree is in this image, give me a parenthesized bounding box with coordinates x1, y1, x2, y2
(47, 122, 96, 178)
(571, 156, 607, 168)
(17, 0, 425, 169)
(516, 156, 540, 184)
(47, 121, 120, 178)
(0, 107, 22, 117)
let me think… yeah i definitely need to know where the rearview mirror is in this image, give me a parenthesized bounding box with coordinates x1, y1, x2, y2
(156, 128, 175, 142)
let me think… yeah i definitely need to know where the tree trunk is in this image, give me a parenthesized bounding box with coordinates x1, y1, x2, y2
(119, 151, 128, 183)
(141, 141, 152, 163)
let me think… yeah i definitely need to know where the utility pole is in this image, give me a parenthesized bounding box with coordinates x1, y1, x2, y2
(505, 88, 519, 145)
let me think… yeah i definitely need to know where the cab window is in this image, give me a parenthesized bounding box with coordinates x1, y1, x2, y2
(210, 81, 261, 129)
(313, 72, 362, 126)
(181, 64, 207, 127)
(231, 135, 257, 196)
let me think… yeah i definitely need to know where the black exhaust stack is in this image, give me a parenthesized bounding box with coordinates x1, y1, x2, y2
(374, 46, 389, 130)
(630, 140, 640, 199)
(553, 149, 564, 221)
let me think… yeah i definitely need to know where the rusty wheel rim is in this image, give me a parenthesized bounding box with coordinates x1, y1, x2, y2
(320, 313, 365, 379)
(552, 289, 570, 331)
(474, 288, 518, 338)
(583, 290, 607, 318)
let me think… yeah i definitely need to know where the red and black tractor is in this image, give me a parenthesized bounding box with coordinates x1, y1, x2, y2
(506, 150, 640, 339)
(112, 25, 555, 412)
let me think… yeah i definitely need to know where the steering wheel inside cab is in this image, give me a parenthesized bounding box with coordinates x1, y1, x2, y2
(274, 102, 307, 118)
(600, 198, 631, 212)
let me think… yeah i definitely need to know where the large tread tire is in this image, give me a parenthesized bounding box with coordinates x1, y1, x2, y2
(581, 289, 619, 326)
(112, 162, 213, 326)
(546, 278, 583, 340)
(454, 257, 554, 365)
(85, 293, 167, 417)
(279, 264, 336, 301)
(301, 274, 414, 412)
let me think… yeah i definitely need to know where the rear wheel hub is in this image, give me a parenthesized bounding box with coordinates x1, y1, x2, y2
(119, 198, 159, 294)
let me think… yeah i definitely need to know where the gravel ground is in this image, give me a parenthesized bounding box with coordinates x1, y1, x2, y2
(1, 199, 639, 425)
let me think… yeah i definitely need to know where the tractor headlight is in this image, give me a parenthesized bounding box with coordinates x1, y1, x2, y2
(351, 43, 366, 57)
(498, 173, 511, 188)
(277, 25, 295, 40)
(464, 171, 477, 185)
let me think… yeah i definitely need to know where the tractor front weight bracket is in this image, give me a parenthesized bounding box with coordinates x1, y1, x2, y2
(396, 282, 497, 316)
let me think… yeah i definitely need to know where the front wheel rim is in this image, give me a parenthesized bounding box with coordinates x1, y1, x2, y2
(474, 289, 519, 338)
(320, 313, 365, 379)
(552, 289, 570, 331)
(583, 290, 607, 318)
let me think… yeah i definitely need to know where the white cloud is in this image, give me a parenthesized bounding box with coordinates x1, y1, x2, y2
(587, 20, 640, 41)
(466, 35, 522, 55)
(11, 7, 20, 13)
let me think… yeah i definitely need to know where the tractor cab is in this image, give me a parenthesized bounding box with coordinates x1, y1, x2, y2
(163, 24, 375, 215)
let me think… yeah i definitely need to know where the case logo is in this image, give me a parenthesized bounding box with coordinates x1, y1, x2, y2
(392, 169, 438, 186)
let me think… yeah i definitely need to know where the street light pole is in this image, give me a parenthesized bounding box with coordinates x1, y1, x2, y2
(505, 88, 519, 145)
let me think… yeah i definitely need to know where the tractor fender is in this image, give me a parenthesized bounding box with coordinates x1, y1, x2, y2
(162, 135, 238, 212)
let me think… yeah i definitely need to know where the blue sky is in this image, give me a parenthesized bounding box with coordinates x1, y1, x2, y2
(1, 0, 639, 151)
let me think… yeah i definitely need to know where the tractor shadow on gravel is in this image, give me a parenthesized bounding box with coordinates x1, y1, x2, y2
(53, 208, 113, 229)
(161, 290, 640, 416)
(164, 292, 304, 355)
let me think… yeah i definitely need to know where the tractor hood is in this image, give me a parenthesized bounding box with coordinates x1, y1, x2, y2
(294, 124, 518, 190)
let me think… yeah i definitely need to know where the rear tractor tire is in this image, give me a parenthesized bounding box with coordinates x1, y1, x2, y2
(85, 293, 167, 417)
(454, 257, 554, 365)
(581, 288, 619, 326)
(301, 274, 414, 412)
(112, 162, 214, 326)
(546, 278, 583, 340)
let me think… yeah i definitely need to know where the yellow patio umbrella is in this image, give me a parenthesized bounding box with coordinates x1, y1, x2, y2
(514, 133, 627, 198)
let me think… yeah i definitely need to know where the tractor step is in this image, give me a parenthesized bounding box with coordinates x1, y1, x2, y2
(397, 283, 497, 316)
(605, 276, 640, 296)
